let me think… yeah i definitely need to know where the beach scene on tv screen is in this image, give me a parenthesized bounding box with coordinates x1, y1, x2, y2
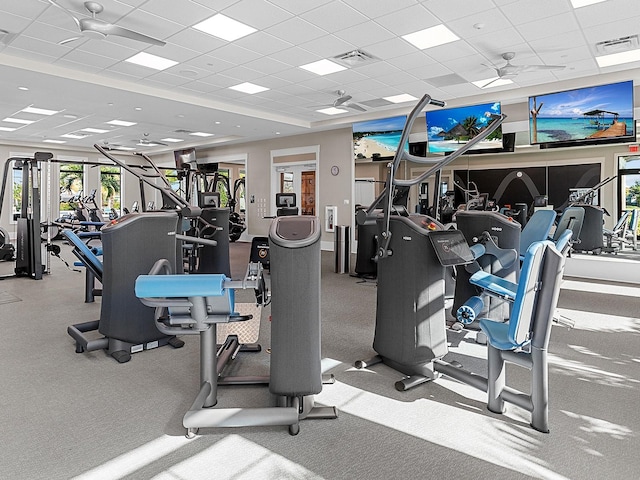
(426, 102, 503, 153)
(353, 115, 407, 159)
(529, 81, 634, 144)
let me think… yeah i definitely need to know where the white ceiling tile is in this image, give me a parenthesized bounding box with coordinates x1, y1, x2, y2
(117, 9, 184, 42)
(205, 43, 263, 65)
(517, 13, 580, 43)
(243, 57, 291, 76)
(497, 0, 572, 25)
(374, 4, 440, 36)
(425, 0, 502, 22)
(7, 34, 70, 58)
(300, 1, 370, 34)
(166, 28, 227, 53)
(182, 55, 237, 75)
(341, 0, 419, 19)
(333, 20, 396, 47)
(269, 47, 322, 68)
(235, 31, 294, 57)
(426, 40, 480, 62)
(365, 38, 416, 60)
(265, 0, 334, 16)
(297, 35, 357, 58)
(446, 9, 514, 39)
(265, 17, 328, 45)
(221, 0, 294, 29)
(0, 11, 37, 34)
(140, 0, 215, 25)
(0, 0, 48, 19)
(58, 49, 118, 69)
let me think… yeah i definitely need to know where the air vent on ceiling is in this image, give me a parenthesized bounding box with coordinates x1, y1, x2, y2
(333, 49, 379, 67)
(595, 35, 639, 54)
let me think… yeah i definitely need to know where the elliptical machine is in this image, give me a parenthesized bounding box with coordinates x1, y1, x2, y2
(354, 94, 506, 387)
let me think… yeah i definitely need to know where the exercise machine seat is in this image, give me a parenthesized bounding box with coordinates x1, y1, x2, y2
(520, 209, 556, 255)
(478, 241, 548, 350)
(62, 229, 103, 279)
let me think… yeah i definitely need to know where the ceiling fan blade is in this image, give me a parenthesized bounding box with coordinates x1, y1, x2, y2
(345, 102, 366, 112)
(334, 94, 352, 107)
(58, 36, 82, 45)
(480, 77, 502, 89)
(47, 0, 81, 28)
(520, 64, 566, 72)
(80, 18, 166, 46)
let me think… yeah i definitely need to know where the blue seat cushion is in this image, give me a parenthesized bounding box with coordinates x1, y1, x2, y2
(135, 274, 227, 299)
(469, 270, 517, 301)
(479, 319, 523, 350)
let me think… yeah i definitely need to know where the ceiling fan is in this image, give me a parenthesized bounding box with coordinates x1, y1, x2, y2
(333, 90, 366, 112)
(48, 0, 166, 46)
(135, 134, 168, 147)
(482, 52, 565, 88)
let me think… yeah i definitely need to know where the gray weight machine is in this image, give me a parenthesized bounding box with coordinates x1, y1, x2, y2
(354, 94, 575, 432)
(135, 215, 337, 436)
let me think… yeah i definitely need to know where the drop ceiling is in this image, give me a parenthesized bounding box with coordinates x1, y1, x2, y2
(0, 0, 639, 153)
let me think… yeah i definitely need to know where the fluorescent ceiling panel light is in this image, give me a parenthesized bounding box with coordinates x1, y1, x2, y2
(81, 128, 110, 134)
(160, 138, 183, 143)
(190, 132, 214, 137)
(402, 24, 459, 50)
(3, 117, 35, 124)
(300, 59, 347, 76)
(383, 94, 418, 104)
(22, 106, 59, 115)
(193, 14, 256, 41)
(472, 77, 514, 88)
(0, 126, 17, 131)
(117, 147, 137, 151)
(125, 52, 178, 71)
(61, 133, 89, 139)
(43, 139, 66, 144)
(316, 107, 348, 115)
(596, 48, 640, 67)
(229, 82, 270, 94)
(570, 0, 606, 8)
(107, 120, 137, 127)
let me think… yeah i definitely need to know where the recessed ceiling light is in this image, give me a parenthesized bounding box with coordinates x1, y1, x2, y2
(81, 128, 110, 134)
(596, 48, 640, 67)
(125, 52, 178, 71)
(18, 86, 29, 91)
(0, 126, 17, 132)
(193, 14, 256, 42)
(61, 133, 89, 139)
(317, 107, 349, 115)
(383, 94, 418, 104)
(22, 106, 59, 115)
(229, 82, 270, 94)
(190, 132, 215, 137)
(43, 139, 67, 144)
(135, 107, 143, 111)
(402, 24, 459, 50)
(107, 120, 137, 127)
(160, 138, 184, 143)
(215, 121, 221, 124)
(300, 59, 347, 76)
(63, 114, 78, 119)
(570, 0, 606, 8)
(472, 77, 514, 88)
(3, 117, 35, 124)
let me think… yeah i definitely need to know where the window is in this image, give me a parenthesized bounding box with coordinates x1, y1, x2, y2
(59, 163, 84, 213)
(100, 166, 121, 218)
(12, 161, 22, 220)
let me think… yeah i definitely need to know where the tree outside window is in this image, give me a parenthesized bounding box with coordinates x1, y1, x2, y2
(59, 164, 84, 212)
(100, 166, 121, 216)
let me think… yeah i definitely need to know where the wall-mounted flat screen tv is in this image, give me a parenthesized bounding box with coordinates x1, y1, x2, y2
(174, 147, 196, 169)
(529, 80, 635, 148)
(426, 102, 503, 154)
(353, 115, 407, 160)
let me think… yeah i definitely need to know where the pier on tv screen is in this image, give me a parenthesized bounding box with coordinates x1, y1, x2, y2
(529, 80, 635, 147)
